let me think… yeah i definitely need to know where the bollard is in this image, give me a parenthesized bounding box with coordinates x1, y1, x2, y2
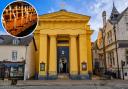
(11, 79, 17, 85)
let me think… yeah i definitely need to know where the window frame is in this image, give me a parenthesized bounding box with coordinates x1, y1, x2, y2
(12, 50, 17, 61)
(125, 49, 128, 65)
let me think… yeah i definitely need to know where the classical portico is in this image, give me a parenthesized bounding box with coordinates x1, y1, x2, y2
(34, 10, 93, 79)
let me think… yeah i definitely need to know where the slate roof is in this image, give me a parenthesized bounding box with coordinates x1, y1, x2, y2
(0, 35, 33, 46)
(109, 3, 120, 24)
(108, 4, 128, 24)
(117, 7, 128, 22)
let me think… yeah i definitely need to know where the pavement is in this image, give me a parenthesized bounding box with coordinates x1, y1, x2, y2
(0, 80, 128, 89)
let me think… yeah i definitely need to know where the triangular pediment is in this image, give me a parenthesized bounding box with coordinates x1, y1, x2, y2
(39, 10, 90, 20)
(45, 15, 79, 19)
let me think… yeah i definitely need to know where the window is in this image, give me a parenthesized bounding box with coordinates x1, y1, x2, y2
(10, 67, 18, 77)
(110, 53, 112, 65)
(0, 38, 4, 44)
(12, 50, 17, 61)
(107, 32, 109, 44)
(107, 31, 112, 44)
(126, 50, 128, 64)
(112, 52, 115, 65)
(13, 39, 20, 45)
(126, 23, 128, 31)
(108, 51, 115, 66)
(110, 31, 112, 42)
(18, 66, 24, 76)
(10, 66, 24, 77)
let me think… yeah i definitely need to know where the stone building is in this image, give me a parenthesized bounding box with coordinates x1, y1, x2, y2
(0, 35, 36, 80)
(34, 10, 93, 80)
(96, 3, 128, 79)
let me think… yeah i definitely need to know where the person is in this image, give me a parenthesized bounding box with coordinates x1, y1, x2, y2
(5, 68, 9, 78)
(59, 59, 63, 73)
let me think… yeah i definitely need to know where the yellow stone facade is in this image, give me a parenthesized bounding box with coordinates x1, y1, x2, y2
(34, 10, 93, 79)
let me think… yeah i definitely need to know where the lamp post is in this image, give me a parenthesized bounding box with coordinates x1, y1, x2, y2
(121, 60, 125, 80)
(113, 23, 120, 79)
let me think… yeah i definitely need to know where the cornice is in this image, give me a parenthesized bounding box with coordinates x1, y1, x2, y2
(39, 19, 89, 23)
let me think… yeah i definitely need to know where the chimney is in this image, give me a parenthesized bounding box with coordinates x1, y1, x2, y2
(102, 11, 106, 27)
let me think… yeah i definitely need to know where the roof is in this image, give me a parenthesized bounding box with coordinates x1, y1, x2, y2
(109, 2, 120, 24)
(0, 35, 33, 46)
(108, 3, 128, 25)
(117, 7, 128, 22)
(39, 9, 91, 21)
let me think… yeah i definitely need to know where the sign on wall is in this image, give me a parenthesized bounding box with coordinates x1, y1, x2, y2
(82, 61, 87, 71)
(40, 62, 45, 71)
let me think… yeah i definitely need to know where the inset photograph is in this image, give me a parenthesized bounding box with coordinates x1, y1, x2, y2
(2, 1, 38, 38)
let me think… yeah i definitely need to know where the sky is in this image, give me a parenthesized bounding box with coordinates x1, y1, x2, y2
(0, 0, 128, 42)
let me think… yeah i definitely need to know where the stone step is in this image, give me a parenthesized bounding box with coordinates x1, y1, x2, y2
(58, 74, 69, 80)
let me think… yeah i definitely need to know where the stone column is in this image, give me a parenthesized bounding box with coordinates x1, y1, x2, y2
(79, 34, 88, 74)
(39, 34, 48, 77)
(70, 35, 78, 75)
(86, 35, 92, 72)
(49, 35, 57, 75)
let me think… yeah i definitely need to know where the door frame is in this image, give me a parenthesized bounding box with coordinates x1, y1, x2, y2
(57, 46, 69, 74)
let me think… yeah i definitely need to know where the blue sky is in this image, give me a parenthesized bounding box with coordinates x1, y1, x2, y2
(0, 0, 128, 42)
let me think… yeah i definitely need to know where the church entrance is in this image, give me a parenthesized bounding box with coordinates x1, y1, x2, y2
(57, 46, 69, 74)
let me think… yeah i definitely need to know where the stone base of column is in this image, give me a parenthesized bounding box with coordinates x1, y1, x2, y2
(38, 75, 57, 80)
(34, 72, 39, 80)
(69, 74, 91, 80)
(47, 75, 58, 80)
(38, 75, 48, 80)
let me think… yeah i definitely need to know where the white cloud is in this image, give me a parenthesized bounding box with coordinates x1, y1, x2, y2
(48, 0, 128, 41)
(0, 31, 7, 35)
(48, 8, 55, 13)
(88, 0, 128, 41)
(90, 0, 128, 30)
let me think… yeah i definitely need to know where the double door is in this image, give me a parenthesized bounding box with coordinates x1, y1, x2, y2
(57, 46, 69, 74)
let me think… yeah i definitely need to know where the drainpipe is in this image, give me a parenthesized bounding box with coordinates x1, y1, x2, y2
(113, 24, 120, 79)
(100, 28, 107, 72)
(24, 46, 28, 81)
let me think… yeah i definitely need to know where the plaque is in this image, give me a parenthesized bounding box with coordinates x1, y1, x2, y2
(40, 62, 45, 71)
(82, 62, 87, 71)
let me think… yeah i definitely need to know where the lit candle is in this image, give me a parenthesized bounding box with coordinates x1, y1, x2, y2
(9, 6, 12, 21)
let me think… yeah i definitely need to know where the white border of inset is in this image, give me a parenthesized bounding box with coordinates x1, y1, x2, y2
(1, 0, 39, 38)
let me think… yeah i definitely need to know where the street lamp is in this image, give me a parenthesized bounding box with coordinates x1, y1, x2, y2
(121, 60, 125, 80)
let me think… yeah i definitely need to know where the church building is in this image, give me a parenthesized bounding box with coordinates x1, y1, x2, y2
(34, 10, 93, 80)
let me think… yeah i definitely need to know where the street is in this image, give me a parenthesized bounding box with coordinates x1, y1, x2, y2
(0, 84, 127, 89)
(0, 80, 128, 89)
